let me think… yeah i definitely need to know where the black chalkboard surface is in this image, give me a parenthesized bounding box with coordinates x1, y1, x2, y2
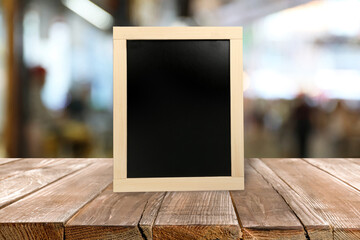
(113, 27, 243, 192)
(127, 40, 231, 178)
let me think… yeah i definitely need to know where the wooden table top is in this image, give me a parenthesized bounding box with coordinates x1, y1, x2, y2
(0, 158, 359, 240)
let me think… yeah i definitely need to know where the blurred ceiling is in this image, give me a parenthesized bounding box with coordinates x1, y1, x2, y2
(198, 0, 315, 25)
(78, 0, 316, 26)
(23, 0, 316, 28)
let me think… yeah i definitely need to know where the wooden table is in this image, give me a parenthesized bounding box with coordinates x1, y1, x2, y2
(0, 158, 359, 240)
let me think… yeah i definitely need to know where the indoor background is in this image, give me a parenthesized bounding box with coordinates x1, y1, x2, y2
(0, 0, 359, 158)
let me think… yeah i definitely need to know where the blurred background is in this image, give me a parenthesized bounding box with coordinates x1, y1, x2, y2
(0, 0, 360, 158)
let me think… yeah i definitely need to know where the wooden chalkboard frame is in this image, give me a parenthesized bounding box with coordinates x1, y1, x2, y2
(113, 27, 244, 192)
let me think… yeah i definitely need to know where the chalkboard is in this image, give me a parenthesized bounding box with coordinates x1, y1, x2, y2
(113, 27, 244, 192)
(127, 40, 231, 178)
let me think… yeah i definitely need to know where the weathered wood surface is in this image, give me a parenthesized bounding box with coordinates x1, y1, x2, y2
(138, 192, 166, 240)
(153, 191, 241, 240)
(65, 184, 165, 240)
(251, 158, 360, 240)
(231, 162, 306, 240)
(0, 159, 112, 240)
(0, 158, 21, 165)
(0, 159, 57, 180)
(303, 158, 360, 191)
(1, 158, 360, 240)
(0, 159, 89, 208)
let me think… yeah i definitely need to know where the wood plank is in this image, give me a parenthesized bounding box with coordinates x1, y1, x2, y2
(0, 159, 89, 208)
(0, 158, 21, 165)
(65, 184, 165, 240)
(0, 223, 63, 240)
(231, 161, 306, 240)
(303, 158, 360, 191)
(251, 158, 360, 240)
(349, 158, 360, 164)
(249, 158, 331, 239)
(0, 159, 112, 240)
(0, 158, 64, 180)
(153, 191, 241, 240)
(139, 192, 166, 240)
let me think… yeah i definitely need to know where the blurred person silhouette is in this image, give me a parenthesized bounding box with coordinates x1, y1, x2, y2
(59, 83, 93, 157)
(291, 94, 313, 157)
(26, 66, 56, 157)
(26, 67, 93, 157)
(328, 100, 352, 157)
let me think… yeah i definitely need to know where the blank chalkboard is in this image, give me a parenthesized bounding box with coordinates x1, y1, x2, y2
(127, 40, 230, 178)
(113, 27, 244, 192)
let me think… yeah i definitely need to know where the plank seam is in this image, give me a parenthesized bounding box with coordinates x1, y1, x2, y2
(229, 191, 244, 239)
(0, 162, 92, 211)
(301, 158, 360, 193)
(64, 181, 113, 227)
(63, 182, 113, 240)
(250, 159, 311, 240)
(1, 159, 67, 181)
(0, 158, 22, 166)
(138, 198, 151, 240)
(348, 158, 360, 165)
(142, 191, 167, 240)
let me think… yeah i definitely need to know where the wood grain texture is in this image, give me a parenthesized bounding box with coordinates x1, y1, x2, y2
(153, 191, 241, 240)
(0, 223, 63, 240)
(139, 192, 166, 240)
(254, 158, 360, 240)
(0, 159, 112, 240)
(0, 158, 56, 180)
(0, 158, 21, 165)
(65, 184, 165, 240)
(231, 161, 306, 240)
(0, 159, 89, 208)
(249, 158, 331, 239)
(303, 158, 360, 191)
(2, 158, 359, 240)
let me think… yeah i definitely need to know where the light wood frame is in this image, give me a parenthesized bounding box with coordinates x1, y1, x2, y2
(113, 27, 244, 192)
